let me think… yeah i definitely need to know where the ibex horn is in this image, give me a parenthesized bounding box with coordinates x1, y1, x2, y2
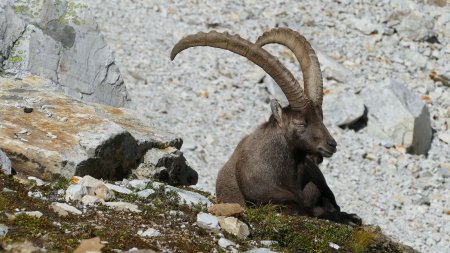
(256, 28, 324, 108)
(170, 31, 310, 110)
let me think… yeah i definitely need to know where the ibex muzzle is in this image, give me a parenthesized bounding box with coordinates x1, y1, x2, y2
(171, 28, 361, 226)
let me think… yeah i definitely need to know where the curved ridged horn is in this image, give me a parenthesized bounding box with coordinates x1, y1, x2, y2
(255, 28, 323, 107)
(170, 31, 309, 110)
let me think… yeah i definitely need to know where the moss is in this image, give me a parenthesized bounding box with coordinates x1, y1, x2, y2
(13, 5, 29, 14)
(0, 171, 414, 252)
(245, 205, 354, 252)
(52, 177, 70, 190)
(0, 195, 10, 211)
(352, 228, 377, 252)
(56, 1, 87, 26)
(12, 214, 54, 236)
(8, 55, 24, 63)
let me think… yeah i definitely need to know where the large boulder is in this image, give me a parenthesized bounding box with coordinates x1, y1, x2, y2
(360, 79, 432, 154)
(0, 0, 128, 107)
(323, 89, 365, 128)
(0, 75, 185, 180)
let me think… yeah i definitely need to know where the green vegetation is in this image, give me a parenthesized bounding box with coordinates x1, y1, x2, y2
(7, 55, 23, 63)
(245, 205, 353, 252)
(56, 1, 87, 26)
(0, 172, 415, 252)
(243, 204, 414, 253)
(13, 5, 29, 14)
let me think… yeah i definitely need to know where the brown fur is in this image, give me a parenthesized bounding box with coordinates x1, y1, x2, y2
(216, 101, 362, 226)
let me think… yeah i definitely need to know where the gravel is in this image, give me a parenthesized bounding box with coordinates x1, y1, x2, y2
(85, 1, 449, 252)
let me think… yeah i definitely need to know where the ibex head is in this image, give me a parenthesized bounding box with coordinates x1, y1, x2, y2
(257, 28, 337, 158)
(270, 100, 336, 158)
(170, 28, 337, 158)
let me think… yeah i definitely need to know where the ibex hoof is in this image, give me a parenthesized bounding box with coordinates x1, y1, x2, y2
(341, 212, 363, 226)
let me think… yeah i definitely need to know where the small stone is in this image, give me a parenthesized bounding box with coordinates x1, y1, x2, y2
(208, 203, 245, 217)
(136, 189, 155, 198)
(138, 228, 161, 237)
(395, 12, 434, 41)
(3, 240, 40, 252)
(329, 242, 340, 250)
(350, 17, 380, 35)
(218, 237, 236, 249)
(23, 211, 43, 218)
(437, 167, 450, 178)
(0, 224, 8, 237)
(105, 183, 133, 194)
(196, 212, 220, 231)
(364, 153, 377, 161)
(27, 176, 45, 186)
(169, 210, 184, 216)
(51, 202, 82, 215)
(165, 186, 212, 207)
(90, 184, 115, 201)
(17, 129, 28, 134)
(244, 248, 277, 253)
(23, 107, 33, 113)
(438, 163, 450, 178)
(437, 133, 450, 144)
(65, 184, 88, 202)
(128, 179, 149, 190)
(260, 240, 277, 246)
(74, 237, 104, 253)
(81, 195, 101, 206)
(50, 204, 69, 217)
(104, 202, 141, 213)
(2, 188, 14, 193)
(0, 149, 12, 175)
(27, 191, 46, 200)
(79, 175, 103, 187)
(417, 195, 430, 206)
(123, 250, 158, 253)
(218, 216, 250, 239)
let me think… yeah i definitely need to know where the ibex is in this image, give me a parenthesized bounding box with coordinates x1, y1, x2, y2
(171, 28, 361, 225)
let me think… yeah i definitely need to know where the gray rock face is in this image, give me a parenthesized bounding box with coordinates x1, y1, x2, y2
(0, 149, 12, 175)
(361, 79, 432, 154)
(323, 90, 365, 127)
(0, 0, 128, 107)
(0, 3, 25, 71)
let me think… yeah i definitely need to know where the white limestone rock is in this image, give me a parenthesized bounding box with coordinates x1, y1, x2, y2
(196, 212, 220, 231)
(360, 79, 432, 154)
(323, 90, 365, 127)
(104, 202, 141, 213)
(0, 149, 11, 175)
(51, 202, 82, 215)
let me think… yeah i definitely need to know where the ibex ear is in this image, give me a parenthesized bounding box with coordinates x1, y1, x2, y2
(270, 99, 283, 125)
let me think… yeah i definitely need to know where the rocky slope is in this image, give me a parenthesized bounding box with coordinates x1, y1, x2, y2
(85, 1, 449, 252)
(0, 172, 418, 252)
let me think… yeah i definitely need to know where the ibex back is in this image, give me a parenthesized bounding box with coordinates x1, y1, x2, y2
(171, 28, 361, 226)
